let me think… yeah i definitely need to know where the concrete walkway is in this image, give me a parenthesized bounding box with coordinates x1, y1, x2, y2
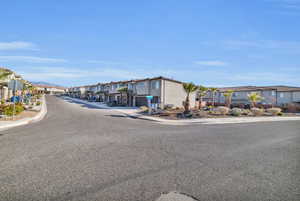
(62, 96, 300, 125)
(0, 96, 47, 131)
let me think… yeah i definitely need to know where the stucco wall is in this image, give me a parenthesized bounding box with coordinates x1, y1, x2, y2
(163, 80, 196, 108)
(135, 81, 149, 95)
(277, 92, 292, 104)
(292, 92, 300, 102)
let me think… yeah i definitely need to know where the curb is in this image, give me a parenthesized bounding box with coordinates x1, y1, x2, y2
(0, 95, 48, 131)
(62, 97, 300, 125)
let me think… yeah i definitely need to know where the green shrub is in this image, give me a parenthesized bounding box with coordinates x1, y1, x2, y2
(277, 112, 283, 116)
(36, 101, 42, 106)
(231, 108, 242, 116)
(3, 104, 25, 116)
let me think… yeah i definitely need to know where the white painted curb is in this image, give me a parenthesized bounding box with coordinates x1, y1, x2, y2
(0, 95, 47, 131)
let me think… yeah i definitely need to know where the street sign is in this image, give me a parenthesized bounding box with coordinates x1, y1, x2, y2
(146, 96, 153, 100)
(8, 80, 23, 91)
(146, 96, 153, 115)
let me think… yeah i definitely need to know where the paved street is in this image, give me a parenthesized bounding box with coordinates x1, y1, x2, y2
(0, 95, 299, 201)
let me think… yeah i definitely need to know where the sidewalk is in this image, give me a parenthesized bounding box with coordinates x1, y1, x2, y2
(0, 96, 47, 131)
(62, 96, 300, 125)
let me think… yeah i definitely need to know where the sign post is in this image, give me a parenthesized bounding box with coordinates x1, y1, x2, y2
(146, 96, 153, 115)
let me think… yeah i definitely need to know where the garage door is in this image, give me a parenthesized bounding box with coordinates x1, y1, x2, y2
(135, 97, 148, 107)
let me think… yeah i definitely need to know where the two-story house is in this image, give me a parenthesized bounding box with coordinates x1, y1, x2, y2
(68, 76, 196, 109)
(204, 86, 300, 106)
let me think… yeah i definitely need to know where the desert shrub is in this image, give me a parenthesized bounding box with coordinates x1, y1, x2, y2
(3, 104, 25, 116)
(139, 106, 148, 112)
(251, 107, 264, 116)
(266, 107, 282, 115)
(241, 109, 251, 115)
(164, 104, 174, 110)
(216, 106, 230, 115)
(231, 108, 242, 116)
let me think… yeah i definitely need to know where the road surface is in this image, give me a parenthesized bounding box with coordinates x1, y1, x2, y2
(0, 96, 299, 201)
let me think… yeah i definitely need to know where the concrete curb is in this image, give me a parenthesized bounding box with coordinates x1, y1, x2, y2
(62, 97, 300, 125)
(0, 96, 47, 131)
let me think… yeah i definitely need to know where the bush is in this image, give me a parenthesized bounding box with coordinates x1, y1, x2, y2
(216, 106, 230, 115)
(139, 106, 148, 112)
(241, 109, 251, 115)
(251, 107, 264, 116)
(277, 112, 283, 116)
(164, 104, 174, 110)
(3, 104, 25, 116)
(36, 101, 42, 106)
(266, 107, 282, 115)
(231, 108, 242, 116)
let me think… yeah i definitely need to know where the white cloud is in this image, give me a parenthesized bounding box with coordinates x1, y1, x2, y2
(0, 41, 38, 51)
(0, 56, 67, 63)
(194, 60, 228, 66)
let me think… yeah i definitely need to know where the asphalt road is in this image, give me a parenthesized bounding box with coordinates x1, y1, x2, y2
(0, 96, 299, 201)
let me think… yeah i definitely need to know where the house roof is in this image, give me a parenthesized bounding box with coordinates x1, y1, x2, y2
(106, 76, 183, 85)
(218, 85, 300, 92)
(68, 76, 183, 89)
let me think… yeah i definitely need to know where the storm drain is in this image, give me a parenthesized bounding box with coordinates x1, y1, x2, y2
(155, 192, 199, 201)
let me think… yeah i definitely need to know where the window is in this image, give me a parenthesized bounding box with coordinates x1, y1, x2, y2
(151, 80, 160, 90)
(280, 92, 284, 98)
(272, 91, 276, 96)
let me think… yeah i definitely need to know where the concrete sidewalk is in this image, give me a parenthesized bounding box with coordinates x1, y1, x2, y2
(0, 96, 47, 131)
(62, 96, 300, 125)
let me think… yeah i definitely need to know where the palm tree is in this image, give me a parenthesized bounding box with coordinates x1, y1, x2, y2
(223, 90, 234, 107)
(117, 87, 128, 106)
(210, 87, 218, 107)
(198, 85, 208, 109)
(247, 92, 263, 108)
(183, 82, 198, 114)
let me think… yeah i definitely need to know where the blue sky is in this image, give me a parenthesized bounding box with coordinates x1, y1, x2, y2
(0, 0, 299, 87)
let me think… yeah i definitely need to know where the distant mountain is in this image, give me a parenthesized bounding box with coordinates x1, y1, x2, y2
(31, 81, 64, 88)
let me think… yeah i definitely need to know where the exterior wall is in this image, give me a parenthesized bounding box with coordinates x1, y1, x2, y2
(135, 81, 149, 95)
(162, 80, 196, 108)
(261, 90, 276, 104)
(232, 91, 251, 103)
(277, 91, 293, 104)
(292, 92, 300, 102)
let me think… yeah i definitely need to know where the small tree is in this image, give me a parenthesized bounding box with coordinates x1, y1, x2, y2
(223, 90, 234, 107)
(247, 92, 263, 108)
(198, 85, 208, 109)
(183, 82, 198, 114)
(210, 87, 218, 107)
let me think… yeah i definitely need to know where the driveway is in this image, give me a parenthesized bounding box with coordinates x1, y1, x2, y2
(0, 95, 299, 201)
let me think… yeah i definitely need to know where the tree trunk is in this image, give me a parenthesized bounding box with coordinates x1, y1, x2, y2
(184, 94, 190, 114)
